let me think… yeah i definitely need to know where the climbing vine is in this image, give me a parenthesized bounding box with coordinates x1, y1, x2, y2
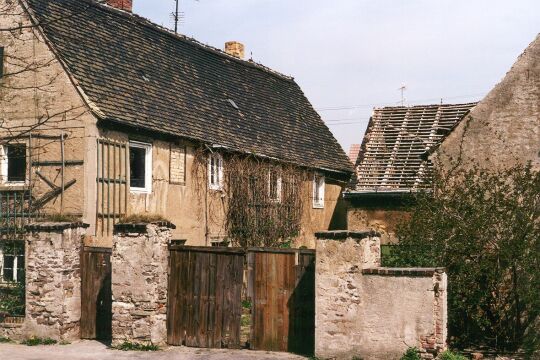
(191, 148, 309, 248)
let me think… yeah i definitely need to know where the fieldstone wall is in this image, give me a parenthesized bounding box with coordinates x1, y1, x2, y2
(0, 222, 88, 341)
(315, 231, 447, 360)
(111, 222, 174, 346)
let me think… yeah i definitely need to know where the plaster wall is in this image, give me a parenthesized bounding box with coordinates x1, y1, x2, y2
(347, 207, 410, 244)
(433, 34, 540, 172)
(315, 232, 447, 360)
(0, 0, 99, 220)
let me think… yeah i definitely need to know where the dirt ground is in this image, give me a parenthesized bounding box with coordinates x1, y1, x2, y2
(0, 340, 306, 360)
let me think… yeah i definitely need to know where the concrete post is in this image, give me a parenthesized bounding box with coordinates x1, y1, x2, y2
(111, 221, 175, 347)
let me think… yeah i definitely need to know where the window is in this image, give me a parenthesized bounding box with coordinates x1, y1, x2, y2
(0, 241, 24, 283)
(210, 236, 229, 247)
(208, 152, 223, 190)
(313, 173, 325, 208)
(170, 145, 186, 185)
(0, 47, 4, 79)
(0, 144, 27, 184)
(268, 169, 282, 202)
(129, 141, 152, 193)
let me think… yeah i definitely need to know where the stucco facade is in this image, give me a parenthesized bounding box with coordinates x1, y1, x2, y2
(433, 34, 540, 172)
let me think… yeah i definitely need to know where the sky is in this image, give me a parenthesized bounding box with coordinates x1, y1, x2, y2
(133, 0, 539, 154)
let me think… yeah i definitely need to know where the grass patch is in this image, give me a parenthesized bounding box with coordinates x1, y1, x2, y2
(439, 350, 468, 360)
(37, 213, 80, 223)
(114, 341, 160, 351)
(240, 314, 251, 327)
(0, 336, 12, 343)
(22, 337, 57, 346)
(242, 299, 252, 309)
(400, 347, 421, 360)
(119, 214, 169, 224)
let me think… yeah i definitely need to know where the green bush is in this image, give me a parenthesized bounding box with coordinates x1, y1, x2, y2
(438, 350, 468, 360)
(390, 165, 540, 354)
(114, 342, 160, 351)
(400, 347, 421, 360)
(0, 336, 12, 343)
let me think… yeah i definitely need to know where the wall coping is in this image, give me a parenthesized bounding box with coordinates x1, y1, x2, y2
(315, 230, 381, 240)
(362, 267, 446, 277)
(25, 222, 90, 232)
(114, 221, 176, 233)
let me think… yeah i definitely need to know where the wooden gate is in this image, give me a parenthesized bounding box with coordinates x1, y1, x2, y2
(247, 248, 316, 355)
(167, 246, 244, 348)
(81, 246, 112, 340)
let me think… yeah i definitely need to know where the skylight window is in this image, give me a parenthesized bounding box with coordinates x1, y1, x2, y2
(227, 99, 239, 110)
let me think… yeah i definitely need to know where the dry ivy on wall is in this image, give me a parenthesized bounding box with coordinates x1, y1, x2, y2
(192, 148, 309, 248)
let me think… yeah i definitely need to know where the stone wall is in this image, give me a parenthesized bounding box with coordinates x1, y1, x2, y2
(315, 231, 447, 360)
(111, 222, 174, 346)
(0, 222, 88, 341)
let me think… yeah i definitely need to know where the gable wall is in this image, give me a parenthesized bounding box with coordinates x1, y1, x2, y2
(0, 0, 100, 225)
(433, 35, 540, 171)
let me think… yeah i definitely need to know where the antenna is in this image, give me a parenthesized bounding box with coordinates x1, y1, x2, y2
(171, 0, 181, 33)
(398, 84, 407, 106)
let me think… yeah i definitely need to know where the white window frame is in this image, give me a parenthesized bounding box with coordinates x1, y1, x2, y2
(0, 242, 24, 284)
(268, 168, 282, 203)
(208, 152, 223, 191)
(129, 141, 152, 194)
(0, 144, 27, 185)
(313, 172, 325, 208)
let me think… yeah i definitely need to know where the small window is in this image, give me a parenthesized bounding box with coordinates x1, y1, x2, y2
(0, 144, 27, 184)
(208, 152, 223, 190)
(268, 169, 282, 202)
(170, 145, 186, 185)
(0, 241, 24, 283)
(313, 173, 325, 208)
(129, 141, 152, 193)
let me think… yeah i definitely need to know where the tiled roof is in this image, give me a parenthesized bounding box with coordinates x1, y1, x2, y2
(348, 144, 361, 165)
(353, 103, 476, 192)
(25, 0, 353, 174)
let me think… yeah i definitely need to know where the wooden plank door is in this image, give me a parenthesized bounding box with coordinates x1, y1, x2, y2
(248, 248, 315, 355)
(80, 247, 112, 340)
(167, 246, 244, 348)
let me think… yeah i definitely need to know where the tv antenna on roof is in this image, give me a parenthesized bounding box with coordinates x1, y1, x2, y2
(398, 84, 407, 106)
(171, 0, 182, 33)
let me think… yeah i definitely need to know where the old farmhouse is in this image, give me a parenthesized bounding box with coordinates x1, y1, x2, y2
(0, 0, 353, 256)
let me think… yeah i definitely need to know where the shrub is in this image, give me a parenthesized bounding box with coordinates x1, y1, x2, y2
(400, 347, 421, 360)
(390, 165, 540, 354)
(438, 350, 468, 360)
(0, 336, 12, 343)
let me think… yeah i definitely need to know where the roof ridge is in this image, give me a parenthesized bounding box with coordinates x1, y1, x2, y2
(85, 0, 295, 82)
(373, 102, 478, 111)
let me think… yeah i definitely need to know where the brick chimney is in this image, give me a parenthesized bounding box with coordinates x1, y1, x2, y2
(106, 0, 132, 12)
(225, 41, 245, 59)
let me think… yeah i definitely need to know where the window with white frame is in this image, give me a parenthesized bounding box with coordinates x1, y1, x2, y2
(129, 141, 152, 193)
(0, 143, 27, 184)
(268, 168, 282, 202)
(208, 152, 223, 190)
(313, 172, 325, 208)
(0, 241, 24, 283)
